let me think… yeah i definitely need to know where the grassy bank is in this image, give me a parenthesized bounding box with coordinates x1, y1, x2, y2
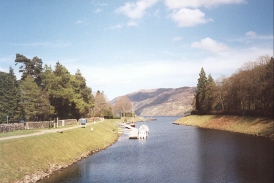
(174, 115, 274, 140)
(0, 120, 120, 183)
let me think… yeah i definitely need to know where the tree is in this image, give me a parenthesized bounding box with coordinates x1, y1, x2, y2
(195, 67, 207, 111)
(50, 62, 74, 119)
(19, 75, 41, 121)
(215, 76, 228, 110)
(15, 54, 43, 85)
(196, 55, 273, 117)
(203, 74, 217, 111)
(94, 91, 107, 117)
(114, 96, 132, 117)
(70, 69, 94, 119)
(0, 68, 20, 123)
(40, 64, 55, 120)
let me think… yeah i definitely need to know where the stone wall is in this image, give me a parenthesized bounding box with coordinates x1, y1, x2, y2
(64, 119, 78, 125)
(25, 121, 55, 130)
(25, 119, 78, 129)
(0, 123, 25, 133)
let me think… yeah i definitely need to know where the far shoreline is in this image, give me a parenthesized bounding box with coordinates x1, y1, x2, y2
(173, 115, 274, 140)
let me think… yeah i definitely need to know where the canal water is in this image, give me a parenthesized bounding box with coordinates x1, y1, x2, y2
(39, 116, 273, 183)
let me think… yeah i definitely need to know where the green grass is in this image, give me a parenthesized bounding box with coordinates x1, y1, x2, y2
(0, 119, 121, 183)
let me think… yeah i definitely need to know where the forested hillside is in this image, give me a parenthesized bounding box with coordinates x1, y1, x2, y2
(0, 54, 112, 123)
(194, 56, 273, 118)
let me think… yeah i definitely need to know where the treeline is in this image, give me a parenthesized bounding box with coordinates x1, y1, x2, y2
(0, 54, 113, 123)
(193, 55, 273, 118)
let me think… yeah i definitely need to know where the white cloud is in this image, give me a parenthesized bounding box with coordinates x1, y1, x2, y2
(232, 32, 274, 44)
(245, 31, 257, 38)
(109, 24, 123, 29)
(191, 37, 229, 53)
(10, 41, 71, 48)
(94, 8, 103, 13)
(75, 20, 85, 24)
(170, 8, 212, 27)
(164, 0, 245, 9)
(199, 46, 273, 77)
(165, 0, 244, 27)
(115, 0, 159, 19)
(61, 44, 271, 100)
(127, 21, 138, 26)
(96, 3, 108, 6)
(245, 31, 273, 40)
(173, 36, 182, 42)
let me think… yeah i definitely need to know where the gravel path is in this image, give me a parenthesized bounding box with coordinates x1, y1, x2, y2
(0, 125, 87, 141)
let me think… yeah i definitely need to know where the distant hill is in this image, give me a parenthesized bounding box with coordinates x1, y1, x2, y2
(111, 87, 196, 116)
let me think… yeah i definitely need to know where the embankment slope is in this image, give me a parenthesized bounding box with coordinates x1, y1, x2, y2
(0, 120, 120, 183)
(174, 115, 274, 140)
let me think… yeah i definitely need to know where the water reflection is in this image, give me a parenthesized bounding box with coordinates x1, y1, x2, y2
(41, 164, 82, 182)
(138, 138, 147, 146)
(197, 128, 273, 183)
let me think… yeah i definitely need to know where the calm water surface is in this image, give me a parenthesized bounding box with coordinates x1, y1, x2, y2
(39, 116, 273, 183)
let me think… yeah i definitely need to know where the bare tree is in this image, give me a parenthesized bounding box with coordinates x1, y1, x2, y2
(94, 91, 107, 117)
(113, 96, 132, 117)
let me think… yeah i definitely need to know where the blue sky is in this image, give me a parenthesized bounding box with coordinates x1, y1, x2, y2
(0, 0, 273, 100)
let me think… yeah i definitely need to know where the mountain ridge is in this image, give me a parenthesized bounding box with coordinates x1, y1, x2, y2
(112, 86, 196, 116)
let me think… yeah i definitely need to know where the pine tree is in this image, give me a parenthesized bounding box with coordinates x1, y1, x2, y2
(19, 75, 41, 121)
(195, 67, 207, 111)
(51, 62, 73, 119)
(15, 54, 43, 85)
(0, 68, 20, 123)
(203, 74, 217, 111)
(70, 69, 94, 119)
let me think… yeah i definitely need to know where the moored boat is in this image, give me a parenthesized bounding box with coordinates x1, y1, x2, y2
(129, 128, 138, 139)
(138, 125, 149, 139)
(129, 122, 135, 127)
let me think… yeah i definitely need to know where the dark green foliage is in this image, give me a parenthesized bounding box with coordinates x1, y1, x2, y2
(0, 68, 21, 123)
(195, 67, 207, 111)
(41, 62, 95, 120)
(19, 75, 41, 121)
(194, 56, 273, 118)
(15, 54, 43, 85)
(203, 74, 216, 111)
(0, 54, 97, 122)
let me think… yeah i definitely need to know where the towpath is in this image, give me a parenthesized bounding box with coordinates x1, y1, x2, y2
(0, 124, 91, 141)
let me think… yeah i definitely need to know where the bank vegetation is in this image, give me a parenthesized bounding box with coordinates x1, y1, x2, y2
(174, 115, 274, 140)
(193, 55, 273, 118)
(179, 56, 274, 140)
(0, 54, 114, 124)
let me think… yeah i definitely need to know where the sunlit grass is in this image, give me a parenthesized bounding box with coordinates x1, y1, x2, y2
(175, 115, 274, 139)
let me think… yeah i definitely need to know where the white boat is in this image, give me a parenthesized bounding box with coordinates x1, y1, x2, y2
(138, 125, 149, 139)
(138, 128, 147, 139)
(129, 128, 139, 139)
